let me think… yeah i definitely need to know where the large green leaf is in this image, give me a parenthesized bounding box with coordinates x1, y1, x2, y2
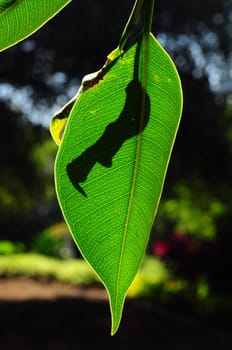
(54, 33, 183, 334)
(0, 0, 71, 51)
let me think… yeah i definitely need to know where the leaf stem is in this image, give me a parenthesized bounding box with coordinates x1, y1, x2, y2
(140, 0, 155, 92)
(107, 0, 155, 62)
(143, 0, 155, 38)
(107, 0, 144, 61)
(118, 0, 144, 52)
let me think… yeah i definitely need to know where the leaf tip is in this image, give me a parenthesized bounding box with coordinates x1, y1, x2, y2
(110, 313, 121, 336)
(108, 289, 127, 336)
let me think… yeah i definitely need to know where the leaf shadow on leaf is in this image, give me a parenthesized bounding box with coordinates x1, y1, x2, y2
(67, 42, 151, 197)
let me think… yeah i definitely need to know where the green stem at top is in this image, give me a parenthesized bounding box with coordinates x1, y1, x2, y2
(140, 0, 155, 95)
(107, 0, 155, 62)
(118, 0, 144, 52)
(143, 0, 155, 38)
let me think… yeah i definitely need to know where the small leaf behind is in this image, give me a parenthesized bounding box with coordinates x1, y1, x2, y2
(0, 0, 71, 51)
(55, 33, 183, 334)
(0, 0, 16, 14)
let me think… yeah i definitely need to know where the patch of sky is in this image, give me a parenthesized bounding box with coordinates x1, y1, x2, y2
(20, 39, 36, 53)
(46, 71, 68, 92)
(212, 13, 224, 26)
(0, 73, 80, 127)
(157, 27, 231, 93)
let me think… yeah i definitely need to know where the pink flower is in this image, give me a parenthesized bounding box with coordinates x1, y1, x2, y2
(153, 241, 170, 257)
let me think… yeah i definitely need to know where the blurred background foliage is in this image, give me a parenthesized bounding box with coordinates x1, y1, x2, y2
(0, 0, 232, 325)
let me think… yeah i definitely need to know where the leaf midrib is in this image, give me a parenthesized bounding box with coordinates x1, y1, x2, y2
(115, 34, 149, 312)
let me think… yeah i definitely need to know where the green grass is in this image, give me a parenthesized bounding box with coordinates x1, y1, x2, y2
(0, 253, 169, 292)
(0, 240, 24, 255)
(1, 252, 232, 325)
(0, 253, 99, 286)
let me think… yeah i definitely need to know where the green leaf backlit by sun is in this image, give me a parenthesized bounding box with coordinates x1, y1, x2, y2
(0, 0, 184, 337)
(52, 7, 183, 332)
